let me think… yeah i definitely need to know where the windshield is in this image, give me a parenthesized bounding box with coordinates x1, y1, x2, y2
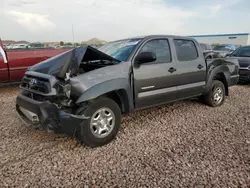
(213, 45, 230, 51)
(231, 46, 250, 57)
(98, 38, 142, 61)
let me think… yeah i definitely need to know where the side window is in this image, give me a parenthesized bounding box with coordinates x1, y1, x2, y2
(0, 46, 8, 63)
(140, 39, 171, 63)
(174, 39, 198, 61)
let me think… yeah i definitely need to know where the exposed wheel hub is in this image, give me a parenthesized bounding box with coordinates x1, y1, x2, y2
(90, 107, 115, 138)
(213, 87, 223, 104)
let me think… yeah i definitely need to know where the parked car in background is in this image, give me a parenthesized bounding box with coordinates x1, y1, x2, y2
(10, 44, 28, 49)
(26, 42, 45, 49)
(5, 44, 14, 49)
(0, 39, 72, 86)
(61, 45, 76, 49)
(16, 35, 239, 147)
(227, 45, 250, 82)
(199, 43, 214, 59)
(213, 44, 236, 57)
(234, 45, 242, 49)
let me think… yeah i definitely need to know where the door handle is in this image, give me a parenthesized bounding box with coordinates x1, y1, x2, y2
(168, 67, 177, 73)
(197, 64, 204, 69)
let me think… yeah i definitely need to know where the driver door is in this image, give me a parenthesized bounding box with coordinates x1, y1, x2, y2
(133, 38, 179, 109)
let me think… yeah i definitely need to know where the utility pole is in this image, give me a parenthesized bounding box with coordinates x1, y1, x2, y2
(72, 24, 75, 46)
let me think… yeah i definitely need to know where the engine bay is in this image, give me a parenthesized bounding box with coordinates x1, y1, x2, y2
(70, 59, 116, 77)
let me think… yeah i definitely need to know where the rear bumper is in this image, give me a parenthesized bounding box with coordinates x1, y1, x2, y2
(239, 69, 250, 82)
(16, 94, 89, 137)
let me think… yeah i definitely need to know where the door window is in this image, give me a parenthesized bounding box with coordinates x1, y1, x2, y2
(174, 39, 198, 61)
(0, 46, 8, 63)
(140, 39, 171, 63)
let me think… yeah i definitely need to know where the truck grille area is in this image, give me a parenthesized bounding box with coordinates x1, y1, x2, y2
(21, 90, 48, 102)
(21, 75, 51, 94)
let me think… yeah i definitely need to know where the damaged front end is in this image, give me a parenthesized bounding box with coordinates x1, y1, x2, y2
(16, 46, 120, 137)
(16, 93, 89, 136)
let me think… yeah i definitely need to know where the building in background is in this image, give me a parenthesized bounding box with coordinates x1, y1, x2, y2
(188, 33, 250, 46)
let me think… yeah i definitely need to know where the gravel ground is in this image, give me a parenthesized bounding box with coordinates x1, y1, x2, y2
(0, 85, 249, 188)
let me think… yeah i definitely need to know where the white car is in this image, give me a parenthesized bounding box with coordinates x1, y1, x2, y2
(10, 44, 28, 49)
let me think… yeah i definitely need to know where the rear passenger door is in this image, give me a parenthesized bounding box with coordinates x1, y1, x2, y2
(133, 38, 179, 109)
(173, 39, 206, 99)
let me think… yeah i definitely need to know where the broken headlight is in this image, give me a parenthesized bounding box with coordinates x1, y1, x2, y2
(63, 84, 71, 98)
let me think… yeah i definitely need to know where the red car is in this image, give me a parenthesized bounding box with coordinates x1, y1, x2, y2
(0, 39, 71, 86)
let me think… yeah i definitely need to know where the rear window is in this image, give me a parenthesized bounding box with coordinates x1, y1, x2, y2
(205, 44, 212, 50)
(200, 43, 212, 51)
(200, 43, 206, 50)
(174, 39, 198, 61)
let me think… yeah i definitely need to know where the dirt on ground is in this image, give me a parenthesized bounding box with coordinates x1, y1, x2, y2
(0, 85, 249, 188)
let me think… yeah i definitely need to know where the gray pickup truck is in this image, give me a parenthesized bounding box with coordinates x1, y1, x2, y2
(16, 35, 239, 147)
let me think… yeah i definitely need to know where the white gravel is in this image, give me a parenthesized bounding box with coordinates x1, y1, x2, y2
(0, 85, 249, 187)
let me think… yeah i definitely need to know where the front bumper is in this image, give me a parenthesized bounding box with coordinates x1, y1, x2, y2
(16, 94, 89, 137)
(239, 69, 250, 82)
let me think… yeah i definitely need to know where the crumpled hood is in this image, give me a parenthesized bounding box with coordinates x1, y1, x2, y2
(28, 46, 120, 78)
(68, 61, 131, 98)
(71, 61, 130, 86)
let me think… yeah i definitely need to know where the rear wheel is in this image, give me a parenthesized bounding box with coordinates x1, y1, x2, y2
(77, 97, 121, 147)
(203, 80, 226, 107)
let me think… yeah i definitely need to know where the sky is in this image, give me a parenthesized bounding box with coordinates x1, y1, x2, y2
(1, 0, 250, 42)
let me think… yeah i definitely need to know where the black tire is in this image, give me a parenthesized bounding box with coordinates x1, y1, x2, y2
(203, 80, 226, 107)
(77, 97, 121, 147)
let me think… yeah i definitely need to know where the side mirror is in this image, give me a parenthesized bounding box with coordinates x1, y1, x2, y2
(135, 52, 157, 65)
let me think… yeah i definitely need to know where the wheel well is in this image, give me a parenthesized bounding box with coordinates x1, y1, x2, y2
(104, 90, 129, 114)
(213, 73, 229, 96)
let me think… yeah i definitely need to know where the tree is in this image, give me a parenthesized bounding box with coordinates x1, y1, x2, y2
(80, 43, 88, 46)
(60, 41, 64, 46)
(74, 42, 80, 46)
(65, 42, 73, 46)
(96, 43, 104, 47)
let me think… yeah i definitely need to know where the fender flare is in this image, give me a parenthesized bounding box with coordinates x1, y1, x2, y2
(205, 65, 230, 94)
(75, 78, 134, 111)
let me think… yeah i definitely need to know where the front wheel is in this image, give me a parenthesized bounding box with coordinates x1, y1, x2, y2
(203, 80, 226, 107)
(77, 97, 121, 147)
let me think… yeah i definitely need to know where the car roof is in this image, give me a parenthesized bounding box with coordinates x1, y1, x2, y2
(216, 44, 235, 46)
(109, 35, 195, 43)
